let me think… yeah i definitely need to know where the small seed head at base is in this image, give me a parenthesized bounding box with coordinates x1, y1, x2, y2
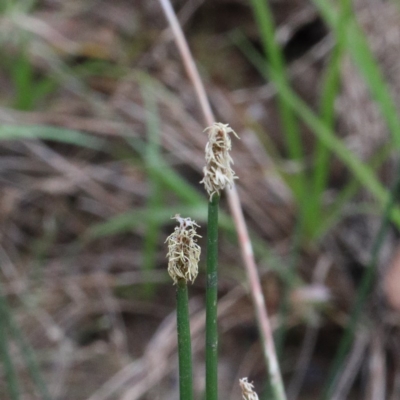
(239, 378, 259, 400)
(200, 122, 239, 200)
(165, 214, 201, 284)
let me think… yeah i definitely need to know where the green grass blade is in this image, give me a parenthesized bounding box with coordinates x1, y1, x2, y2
(311, 0, 400, 147)
(250, 0, 307, 220)
(270, 68, 400, 225)
(233, 32, 400, 227)
(0, 125, 105, 149)
(311, 0, 351, 232)
(11, 50, 35, 111)
(250, 0, 304, 162)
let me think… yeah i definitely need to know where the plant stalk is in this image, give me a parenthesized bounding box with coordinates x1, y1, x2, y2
(206, 194, 219, 400)
(176, 279, 194, 400)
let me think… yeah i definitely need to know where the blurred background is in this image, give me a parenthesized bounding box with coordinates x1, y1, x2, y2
(1, 0, 400, 399)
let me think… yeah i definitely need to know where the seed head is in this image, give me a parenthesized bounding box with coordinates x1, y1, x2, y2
(239, 378, 259, 400)
(200, 122, 239, 200)
(166, 214, 201, 284)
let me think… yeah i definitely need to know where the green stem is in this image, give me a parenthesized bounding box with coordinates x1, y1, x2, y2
(206, 194, 219, 400)
(176, 279, 194, 400)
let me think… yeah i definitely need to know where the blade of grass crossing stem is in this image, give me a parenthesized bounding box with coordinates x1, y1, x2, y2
(322, 162, 400, 400)
(0, 293, 20, 400)
(206, 194, 219, 400)
(311, 0, 400, 148)
(176, 279, 194, 400)
(232, 31, 400, 228)
(142, 86, 164, 297)
(250, 0, 308, 221)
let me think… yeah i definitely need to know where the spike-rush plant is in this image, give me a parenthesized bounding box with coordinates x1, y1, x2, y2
(166, 214, 201, 400)
(201, 123, 239, 400)
(166, 123, 239, 400)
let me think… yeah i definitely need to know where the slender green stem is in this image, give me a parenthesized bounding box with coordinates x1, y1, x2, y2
(206, 194, 219, 400)
(176, 279, 193, 400)
(0, 294, 20, 400)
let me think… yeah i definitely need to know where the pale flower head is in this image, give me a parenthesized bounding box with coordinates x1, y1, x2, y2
(200, 122, 239, 200)
(239, 378, 259, 400)
(165, 214, 201, 284)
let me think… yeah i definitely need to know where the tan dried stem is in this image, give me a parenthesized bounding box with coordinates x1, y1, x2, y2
(157, 0, 286, 399)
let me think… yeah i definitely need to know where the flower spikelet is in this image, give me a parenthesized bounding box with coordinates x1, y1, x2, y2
(200, 122, 239, 200)
(166, 214, 201, 284)
(239, 378, 259, 400)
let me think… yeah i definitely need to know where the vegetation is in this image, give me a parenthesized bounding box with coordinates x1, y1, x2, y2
(0, 0, 399, 399)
